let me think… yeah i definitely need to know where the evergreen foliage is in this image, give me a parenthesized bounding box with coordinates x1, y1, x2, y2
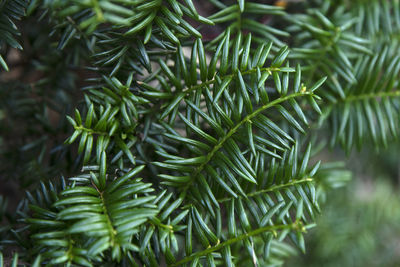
(0, 0, 28, 71)
(0, 0, 399, 266)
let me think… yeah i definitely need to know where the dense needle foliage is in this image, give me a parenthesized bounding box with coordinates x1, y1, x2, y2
(0, 0, 399, 266)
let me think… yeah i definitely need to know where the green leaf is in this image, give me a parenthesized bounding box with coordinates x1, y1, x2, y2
(221, 28, 231, 74)
(213, 76, 232, 103)
(232, 32, 242, 72)
(272, 46, 289, 67)
(192, 207, 219, 245)
(0, 55, 9, 71)
(161, 93, 185, 119)
(88, 236, 110, 256)
(237, 71, 252, 112)
(247, 121, 256, 156)
(62, 186, 98, 196)
(276, 105, 305, 134)
(309, 77, 327, 92)
(238, 0, 245, 12)
(205, 165, 238, 198)
(155, 17, 179, 44)
(197, 39, 207, 82)
(273, 71, 282, 94)
(179, 113, 218, 144)
(99, 151, 106, 189)
(186, 216, 193, 255)
(208, 35, 226, 80)
(125, 12, 156, 35)
(260, 202, 284, 226)
(184, 0, 198, 18)
(107, 165, 145, 193)
(240, 33, 252, 71)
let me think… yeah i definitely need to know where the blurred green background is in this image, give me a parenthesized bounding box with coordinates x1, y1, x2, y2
(287, 145, 400, 267)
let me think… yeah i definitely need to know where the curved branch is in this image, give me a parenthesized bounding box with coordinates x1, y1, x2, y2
(217, 177, 313, 203)
(169, 221, 304, 267)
